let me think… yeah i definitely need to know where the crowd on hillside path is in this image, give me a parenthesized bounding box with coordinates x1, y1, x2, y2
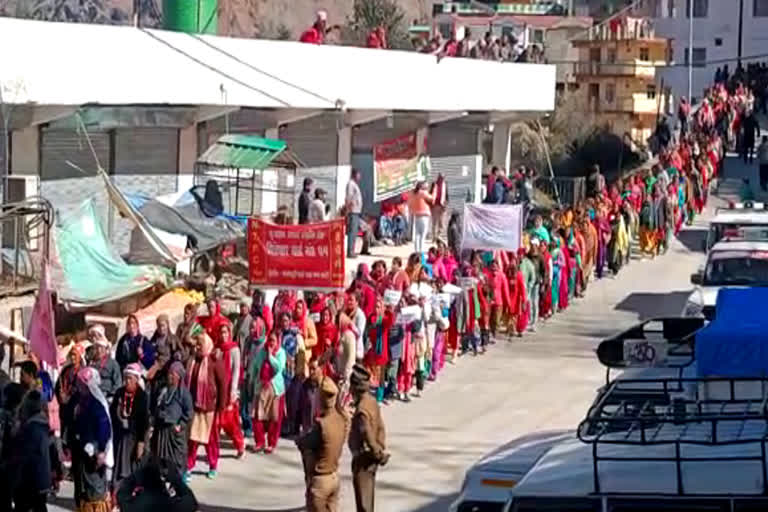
(0, 77, 753, 512)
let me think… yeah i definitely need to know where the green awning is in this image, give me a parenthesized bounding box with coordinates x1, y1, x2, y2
(196, 134, 295, 169)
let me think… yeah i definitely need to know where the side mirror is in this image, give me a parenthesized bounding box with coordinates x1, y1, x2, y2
(690, 272, 703, 285)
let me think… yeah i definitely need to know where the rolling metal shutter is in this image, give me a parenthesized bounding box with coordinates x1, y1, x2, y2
(114, 128, 179, 177)
(428, 124, 482, 210)
(281, 114, 339, 212)
(351, 115, 424, 152)
(39, 129, 111, 230)
(40, 129, 109, 180)
(112, 128, 180, 254)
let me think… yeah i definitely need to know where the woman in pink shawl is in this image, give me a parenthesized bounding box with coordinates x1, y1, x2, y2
(428, 247, 449, 283)
(272, 291, 297, 319)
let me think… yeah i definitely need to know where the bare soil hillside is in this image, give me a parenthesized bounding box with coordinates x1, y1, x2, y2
(0, 0, 431, 40)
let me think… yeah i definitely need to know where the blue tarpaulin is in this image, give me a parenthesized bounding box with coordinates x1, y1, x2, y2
(697, 288, 768, 377)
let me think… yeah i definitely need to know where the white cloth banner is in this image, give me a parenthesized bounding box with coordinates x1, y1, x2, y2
(461, 204, 523, 251)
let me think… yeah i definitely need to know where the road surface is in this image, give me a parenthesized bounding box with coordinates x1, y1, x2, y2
(50, 155, 757, 512)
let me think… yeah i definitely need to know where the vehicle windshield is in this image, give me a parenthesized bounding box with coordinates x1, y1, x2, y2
(704, 254, 768, 286)
(708, 222, 768, 249)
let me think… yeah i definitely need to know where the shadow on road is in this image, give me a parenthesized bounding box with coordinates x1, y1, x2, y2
(676, 228, 708, 254)
(408, 494, 459, 512)
(614, 291, 692, 318)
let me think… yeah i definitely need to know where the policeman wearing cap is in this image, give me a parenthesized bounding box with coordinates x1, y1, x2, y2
(349, 364, 389, 512)
(296, 377, 348, 511)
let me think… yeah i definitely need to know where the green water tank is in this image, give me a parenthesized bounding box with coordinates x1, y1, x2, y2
(162, 0, 218, 35)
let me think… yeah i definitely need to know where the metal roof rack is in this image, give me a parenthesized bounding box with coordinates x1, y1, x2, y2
(578, 376, 768, 495)
(595, 317, 703, 385)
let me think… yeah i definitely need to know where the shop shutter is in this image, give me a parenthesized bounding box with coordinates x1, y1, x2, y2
(351, 115, 424, 152)
(112, 128, 180, 253)
(40, 128, 111, 230)
(428, 124, 482, 212)
(430, 155, 480, 212)
(281, 114, 339, 214)
(40, 129, 110, 181)
(428, 124, 478, 157)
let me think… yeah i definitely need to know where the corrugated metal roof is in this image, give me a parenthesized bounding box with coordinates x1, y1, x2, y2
(197, 135, 289, 169)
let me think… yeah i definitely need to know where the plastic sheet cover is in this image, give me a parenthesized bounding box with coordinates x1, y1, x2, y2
(696, 288, 768, 377)
(52, 200, 171, 308)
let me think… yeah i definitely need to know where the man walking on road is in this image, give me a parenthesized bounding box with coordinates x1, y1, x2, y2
(349, 365, 389, 512)
(296, 378, 347, 512)
(741, 111, 761, 165)
(346, 169, 365, 258)
(759, 136, 768, 191)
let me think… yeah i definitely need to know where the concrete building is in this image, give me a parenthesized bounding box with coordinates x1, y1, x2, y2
(0, 17, 555, 256)
(649, 0, 768, 101)
(428, 1, 593, 90)
(571, 16, 672, 144)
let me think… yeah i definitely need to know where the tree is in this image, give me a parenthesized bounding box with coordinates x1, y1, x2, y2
(509, 90, 641, 180)
(344, 0, 411, 50)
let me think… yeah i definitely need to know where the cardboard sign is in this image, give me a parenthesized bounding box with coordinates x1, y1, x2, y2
(383, 289, 402, 306)
(397, 305, 422, 324)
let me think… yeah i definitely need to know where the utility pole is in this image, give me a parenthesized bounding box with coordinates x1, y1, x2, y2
(687, 0, 694, 101)
(737, 0, 744, 69)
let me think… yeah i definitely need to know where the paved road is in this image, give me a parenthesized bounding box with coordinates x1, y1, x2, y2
(50, 155, 757, 512)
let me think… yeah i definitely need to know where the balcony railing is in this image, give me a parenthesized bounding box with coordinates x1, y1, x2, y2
(589, 93, 662, 115)
(583, 16, 656, 42)
(574, 60, 657, 79)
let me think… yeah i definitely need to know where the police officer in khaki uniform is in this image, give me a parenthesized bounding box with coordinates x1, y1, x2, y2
(296, 377, 347, 512)
(349, 365, 390, 512)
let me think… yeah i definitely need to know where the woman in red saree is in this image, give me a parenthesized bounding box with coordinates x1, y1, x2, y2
(313, 307, 338, 377)
(505, 257, 527, 336)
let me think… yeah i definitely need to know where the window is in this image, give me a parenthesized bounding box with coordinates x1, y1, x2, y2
(685, 0, 709, 17)
(606, 83, 616, 104)
(530, 28, 545, 45)
(755, 0, 768, 16)
(639, 47, 650, 61)
(684, 47, 707, 67)
(715, 37, 723, 46)
(647, 84, 657, 99)
(607, 48, 617, 63)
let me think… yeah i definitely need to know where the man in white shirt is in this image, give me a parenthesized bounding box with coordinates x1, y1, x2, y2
(345, 169, 364, 258)
(308, 188, 328, 223)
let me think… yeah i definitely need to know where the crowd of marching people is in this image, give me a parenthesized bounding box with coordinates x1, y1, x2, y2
(0, 76, 754, 512)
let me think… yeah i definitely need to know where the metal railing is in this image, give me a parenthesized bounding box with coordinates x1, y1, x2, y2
(0, 197, 53, 297)
(535, 176, 586, 207)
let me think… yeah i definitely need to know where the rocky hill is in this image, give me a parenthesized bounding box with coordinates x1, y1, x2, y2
(0, 0, 431, 40)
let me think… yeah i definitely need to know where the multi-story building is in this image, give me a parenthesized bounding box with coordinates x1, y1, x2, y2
(649, 0, 768, 101)
(571, 16, 672, 144)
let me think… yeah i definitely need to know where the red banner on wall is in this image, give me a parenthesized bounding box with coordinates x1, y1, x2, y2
(247, 218, 346, 291)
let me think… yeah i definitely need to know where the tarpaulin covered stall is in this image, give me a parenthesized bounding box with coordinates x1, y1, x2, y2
(125, 190, 245, 266)
(51, 200, 171, 309)
(195, 134, 303, 218)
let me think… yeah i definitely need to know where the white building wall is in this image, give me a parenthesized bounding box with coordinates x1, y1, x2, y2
(653, 0, 768, 102)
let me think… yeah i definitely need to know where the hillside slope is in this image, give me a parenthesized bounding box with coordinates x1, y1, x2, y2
(0, 0, 431, 40)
